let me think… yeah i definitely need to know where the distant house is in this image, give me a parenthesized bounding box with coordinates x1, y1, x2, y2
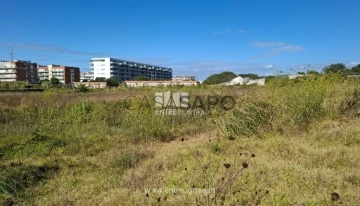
(73, 82, 106, 89)
(172, 75, 196, 81)
(222, 76, 265, 86)
(247, 78, 266, 86)
(124, 80, 197, 87)
(80, 71, 94, 82)
(288, 74, 305, 79)
(223, 76, 249, 85)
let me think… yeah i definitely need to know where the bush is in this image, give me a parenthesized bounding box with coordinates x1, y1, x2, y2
(75, 84, 89, 93)
(0, 81, 29, 90)
(50, 78, 60, 85)
(95, 77, 106, 82)
(203, 72, 237, 85)
(219, 99, 275, 137)
(106, 77, 119, 87)
(339, 87, 360, 117)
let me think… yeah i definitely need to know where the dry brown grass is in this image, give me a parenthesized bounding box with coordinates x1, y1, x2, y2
(1, 77, 360, 205)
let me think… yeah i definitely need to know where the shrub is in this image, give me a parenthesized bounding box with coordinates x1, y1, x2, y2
(106, 76, 119, 87)
(75, 84, 89, 93)
(203, 72, 237, 85)
(219, 99, 275, 137)
(339, 87, 360, 117)
(285, 76, 327, 126)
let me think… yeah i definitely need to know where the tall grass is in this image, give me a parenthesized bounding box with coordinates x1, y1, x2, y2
(1, 76, 360, 205)
(220, 74, 360, 137)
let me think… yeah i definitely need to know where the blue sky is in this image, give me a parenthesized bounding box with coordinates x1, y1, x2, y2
(0, 0, 359, 80)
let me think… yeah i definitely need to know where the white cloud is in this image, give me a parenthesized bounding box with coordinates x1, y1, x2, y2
(274, 45, 303, 52)
(214, 29, 231, 35)
(252, 41, 303, 53)
(264, 64, 275, 69)
(252, 42, 286, 48)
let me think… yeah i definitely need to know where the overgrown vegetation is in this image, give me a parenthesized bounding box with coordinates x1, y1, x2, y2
(203, 71, 237, 85)
(322, 63, 360, 75)
(1, 74, 360, 205)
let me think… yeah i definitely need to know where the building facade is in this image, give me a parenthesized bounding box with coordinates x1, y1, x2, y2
(90, 57, 172, 81)
(124, 80, 197, 87)
(38, 64, 80, 84)
(73, 81, 106, 89)
(80, 71, 94, 82)
(172, 75, 196, 81)
(0, 60, 38, 83)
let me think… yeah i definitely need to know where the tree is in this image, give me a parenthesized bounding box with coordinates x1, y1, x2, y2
(132, 75, 149, 81)
(239, 73, 259, 79)
(203, 72, 237, 85)
(350, 64, 360, 74)
(95, 77, 106, 82)
(323, 63, 349, 74)
(106, 76, 119, 87)
(50, 78, 60, 84)
(40, 79, 50, 84)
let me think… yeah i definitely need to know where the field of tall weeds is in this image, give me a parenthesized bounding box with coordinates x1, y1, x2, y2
(1, 74, 360, 205)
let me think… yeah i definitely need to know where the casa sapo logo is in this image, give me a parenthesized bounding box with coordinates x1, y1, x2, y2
(122, 91, 236, 115)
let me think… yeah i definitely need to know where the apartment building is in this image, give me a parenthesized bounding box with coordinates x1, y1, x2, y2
(38, 64, 80, 84)
(0, 60, 38, 83)
(172, 75, 196, 81)
(80, 71, 94, 82)
(90, 57, 172, 81)
(125, 80, 197, 87)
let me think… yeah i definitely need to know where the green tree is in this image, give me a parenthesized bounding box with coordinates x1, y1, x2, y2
(50, 78, 60, 84)
(323, 63, 349, 74)
(239, 73, 259, 79)
(106, 76, 119, 87)
(40, 79, 51, 88)
(350, 64, 360, 74)
(95, 77, 106, 82)
(203, 71, 237, 85)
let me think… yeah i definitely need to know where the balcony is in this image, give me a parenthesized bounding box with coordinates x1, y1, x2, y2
(0, 74, 17, 79)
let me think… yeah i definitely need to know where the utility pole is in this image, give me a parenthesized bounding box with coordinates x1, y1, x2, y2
(9, 46, 14, 69)
(9, 46, 14, 63)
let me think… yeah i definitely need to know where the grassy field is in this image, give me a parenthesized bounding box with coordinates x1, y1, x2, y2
(1, 74, 360, 205)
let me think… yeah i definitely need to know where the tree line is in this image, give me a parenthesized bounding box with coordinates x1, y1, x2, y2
(202, 63, 360, 85)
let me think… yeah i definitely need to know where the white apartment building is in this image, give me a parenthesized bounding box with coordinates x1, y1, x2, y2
(124, 80, 197, 87)
(90, 57, 172, 81)
(80, 71, 94, 82)
(172, 75, 196, 81)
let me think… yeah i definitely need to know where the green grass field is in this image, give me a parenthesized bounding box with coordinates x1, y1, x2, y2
(1, 74, 359, 205)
